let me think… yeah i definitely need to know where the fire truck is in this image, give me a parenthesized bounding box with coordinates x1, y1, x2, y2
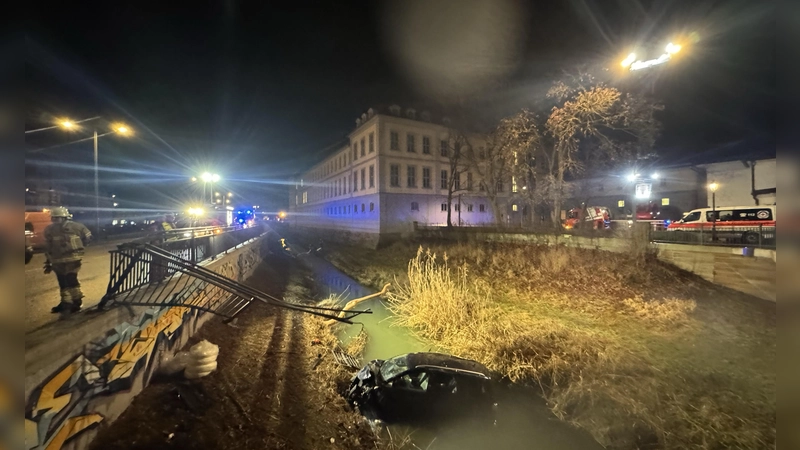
(563, 206, 611, 229)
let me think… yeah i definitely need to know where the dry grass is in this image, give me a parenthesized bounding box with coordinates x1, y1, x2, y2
(386, 246, 775, 450)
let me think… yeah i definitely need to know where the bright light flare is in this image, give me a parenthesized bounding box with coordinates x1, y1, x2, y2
(626, 173, 638, 182)
(620, 53, 636, 68)
(651, 172, 659, 180)
(665, 42, 682, 54)
(708, 182, 719, 192)
(188, 207, 205, 216)
(113, 123, 132, 135)
(60, 120, 75, 129)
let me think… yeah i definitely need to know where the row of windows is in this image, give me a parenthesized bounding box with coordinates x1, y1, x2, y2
(320, 202, 376, 216)
(353, 132, 375, 160)
(390, 131, 449, 156)
(386, 164, 503, 192)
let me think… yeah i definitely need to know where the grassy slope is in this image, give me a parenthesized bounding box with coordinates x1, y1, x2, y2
(317, 239, 775, 450)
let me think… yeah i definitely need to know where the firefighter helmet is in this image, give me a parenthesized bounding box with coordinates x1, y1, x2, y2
(50, 206, 71, 218)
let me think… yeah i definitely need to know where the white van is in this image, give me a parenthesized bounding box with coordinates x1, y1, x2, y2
(667, 205, 776, 244)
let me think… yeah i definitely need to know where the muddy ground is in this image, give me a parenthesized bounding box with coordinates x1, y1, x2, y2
(90, 251, 376, 450)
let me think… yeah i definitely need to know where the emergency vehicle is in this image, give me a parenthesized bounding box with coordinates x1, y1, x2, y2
(563, 206, 611, 229)
(666, 205, 776, 245)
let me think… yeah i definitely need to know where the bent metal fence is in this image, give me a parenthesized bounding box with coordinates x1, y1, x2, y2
(649, 224, 776, 249)
(99, 227, 372, 323)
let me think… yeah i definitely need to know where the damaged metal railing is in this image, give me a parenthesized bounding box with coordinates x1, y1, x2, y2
(99, 242, 372, 324)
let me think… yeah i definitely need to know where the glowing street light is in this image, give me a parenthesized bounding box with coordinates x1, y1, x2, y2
(665, 42, 682, 55)
(621, 53, 636, 68)
(708, 181, 719, 241)
(60, 120, 75, 129)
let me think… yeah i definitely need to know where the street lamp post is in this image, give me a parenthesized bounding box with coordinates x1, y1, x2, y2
(709, 181, 719, 242)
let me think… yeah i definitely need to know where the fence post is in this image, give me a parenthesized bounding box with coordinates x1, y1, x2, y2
(190, 228, 197, 264)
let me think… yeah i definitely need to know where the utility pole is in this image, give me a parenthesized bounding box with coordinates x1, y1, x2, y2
(94, 130, 100, 234)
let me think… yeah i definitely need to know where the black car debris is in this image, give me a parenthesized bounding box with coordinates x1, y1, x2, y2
(346, 352, 496, 426)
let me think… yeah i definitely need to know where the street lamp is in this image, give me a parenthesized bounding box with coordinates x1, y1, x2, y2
(708, 181, 719, 242)
(200, 172, 220, 204)
(50, 117, 131, 233)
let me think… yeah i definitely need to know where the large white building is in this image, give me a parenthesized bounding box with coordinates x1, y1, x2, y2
(288, 106, 510, 245)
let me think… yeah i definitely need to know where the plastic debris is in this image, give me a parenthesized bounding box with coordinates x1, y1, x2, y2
(184, 340, 220, 379)
(160, 351, 191, 375)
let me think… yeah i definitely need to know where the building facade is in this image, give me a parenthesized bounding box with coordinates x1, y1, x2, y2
(700, 158, 776, 208)
(288, 106, 508, 244)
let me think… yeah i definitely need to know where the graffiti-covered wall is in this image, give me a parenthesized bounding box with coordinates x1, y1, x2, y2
(24, 238, 264, 450)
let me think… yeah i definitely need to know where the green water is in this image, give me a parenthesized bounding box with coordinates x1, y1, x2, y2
(299, 252, 602, 450)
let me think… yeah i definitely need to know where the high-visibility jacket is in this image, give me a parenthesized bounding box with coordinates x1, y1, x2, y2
(44, 220, 92, 263)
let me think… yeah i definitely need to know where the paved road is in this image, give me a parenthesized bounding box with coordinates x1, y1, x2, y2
(25, 239, 130, 332)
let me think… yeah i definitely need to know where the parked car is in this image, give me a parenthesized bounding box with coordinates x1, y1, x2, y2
(346, 352, 496, 426)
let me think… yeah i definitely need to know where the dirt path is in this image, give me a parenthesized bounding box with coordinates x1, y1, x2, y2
(90, 251, 375, 450)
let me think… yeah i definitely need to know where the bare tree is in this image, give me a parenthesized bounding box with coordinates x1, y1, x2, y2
(441, 131, 472, 228)
(524, 72, 662, 228)
(472, 110, 539, 225)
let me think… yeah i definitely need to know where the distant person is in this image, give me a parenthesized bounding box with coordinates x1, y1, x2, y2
(43, 207, 92, 314)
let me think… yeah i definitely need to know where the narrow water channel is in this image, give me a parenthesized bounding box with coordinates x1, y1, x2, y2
(294, 248, 602, 450)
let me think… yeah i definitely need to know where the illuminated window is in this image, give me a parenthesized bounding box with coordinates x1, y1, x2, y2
(390, 131, 399, 150)
(302, 192, 307, 204)
(369, 202, 374, 212)
(407, 134, 415, 152)
(479, 204, 485, 212)
(662, 198, 670, 206)
(390, 164, 400, 187)
(411, 202, 419, 211)
(369, 133, 375, 153)
(407, 166, 416, 187)
(422, 167, 431, 188)
(512, 204, 518, 212)
(512, 176, 518, 193)
(441, 203, 448, 212)
(618, 200, 625, 207)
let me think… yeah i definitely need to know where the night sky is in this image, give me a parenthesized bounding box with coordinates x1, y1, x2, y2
(25, 0, 775, 213)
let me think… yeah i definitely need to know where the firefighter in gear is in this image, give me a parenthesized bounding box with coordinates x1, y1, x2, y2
(43, 207, 92, 314)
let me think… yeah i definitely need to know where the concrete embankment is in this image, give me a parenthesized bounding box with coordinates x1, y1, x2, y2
(24, 236, 267, 450)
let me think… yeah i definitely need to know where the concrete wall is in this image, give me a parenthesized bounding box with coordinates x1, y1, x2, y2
(24, 237, 266, 450)
(701, 158, 776, 207)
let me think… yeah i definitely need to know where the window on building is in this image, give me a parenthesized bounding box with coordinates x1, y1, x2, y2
(479, 204, 485, 212)
(370, 202, 374, 212)
(512, 204, 518, 212)
(661, 198, 670, 206)
(361, 168, 366, 190)
(411, 202, 419, 211)
(441, 203, 448, 212)
(345, 177, 348, 193)
(361, 138, 366, 157)
(369, 165, 375, 188)
(407, 134, 415, 152)
(454, 204, 460, 212)
(440, 170, 448, 189)
(354, 203, 358, 213)
(407, 166, 416, 187)
(348, 205, 351, 214)
(295, 195, 298, 206)
(422, 136, 430, 154)
(353, 142, 358, 160)
(390, 164, 400, 187)
(454, 172, 461, 190)
(512, 176, 518, 193)
(618, 200, 625, 207)
(390, 131, 399, 150)
(467, 204, 473, 212)
(422, 167, 431, 188)
(302, 191, 307, 204)
(467, 172, 473, 190)
(440, 140, 448, 157)
(369, 132, 375, 153)
(496, 181, 504, 192)
(361, 203, 365, 212)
